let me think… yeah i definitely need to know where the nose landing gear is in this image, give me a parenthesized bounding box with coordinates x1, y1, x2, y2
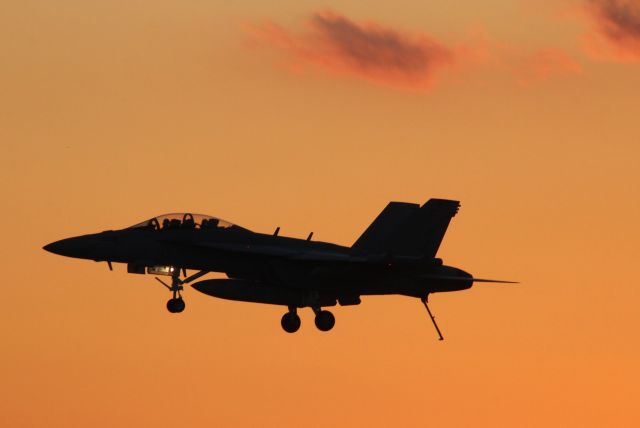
(154, 268, 209, 314)
(156, 271, 185, 314)
(167, 297, 185, 313)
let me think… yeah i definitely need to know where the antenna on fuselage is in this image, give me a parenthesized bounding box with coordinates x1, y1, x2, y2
(273, 227, 280, 236)
(306, 232, 313, 241)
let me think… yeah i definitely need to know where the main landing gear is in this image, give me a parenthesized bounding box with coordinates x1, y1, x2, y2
(313, 307, 335, 332)
(154, 268, 209, 314)
(280, 306, 335, 333)
(281, 307, 301, 333)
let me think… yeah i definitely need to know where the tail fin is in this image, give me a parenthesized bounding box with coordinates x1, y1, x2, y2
(351, 202, 420, 253)
(389, 199, 460, 257)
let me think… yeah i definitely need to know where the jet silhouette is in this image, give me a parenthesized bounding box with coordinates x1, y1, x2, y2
(43, 199, 515, 339)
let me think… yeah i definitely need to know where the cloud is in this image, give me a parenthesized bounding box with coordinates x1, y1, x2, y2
(248, 11, 457, 90)
(514, 48, 583, 84)
(468, 32, 582, 85)
(247, 11, 582, 90)
(585, 0, 640, 60)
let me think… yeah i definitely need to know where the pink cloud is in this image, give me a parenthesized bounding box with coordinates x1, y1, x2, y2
(247, 11, 583, 90)
(514, 48, 583, 84)
(248, 11, 457, 90)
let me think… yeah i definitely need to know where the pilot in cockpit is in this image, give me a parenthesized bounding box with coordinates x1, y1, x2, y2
(201, 218, 219, 229)
(182, 216, 195, 229)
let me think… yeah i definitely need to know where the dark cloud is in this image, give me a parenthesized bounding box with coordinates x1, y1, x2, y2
(588, 0, 640, 58)
(249, 11, 457, 90)
(248, 10, 583, 89)
(309, 12, 453, 84)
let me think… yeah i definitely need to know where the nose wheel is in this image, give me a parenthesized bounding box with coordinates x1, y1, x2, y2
(154, 268, 209, 314)
(167, 297, 185, 313)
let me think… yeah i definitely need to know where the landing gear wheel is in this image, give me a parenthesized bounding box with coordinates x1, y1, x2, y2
(155, 268, 194, 314)
(281, 312, 301, 333)
(166, 298, 185, 313)
(314, 310, 335, 332)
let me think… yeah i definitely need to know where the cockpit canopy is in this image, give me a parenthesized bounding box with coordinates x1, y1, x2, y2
(127, 213, 247, 231)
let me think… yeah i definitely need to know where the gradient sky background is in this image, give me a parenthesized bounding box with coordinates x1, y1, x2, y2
(2, 0, 640, 426)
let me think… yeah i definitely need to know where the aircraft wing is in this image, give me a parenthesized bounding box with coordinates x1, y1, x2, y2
(192, 242, 296, 257)
(288, 252, 368, 262)
(184, 241, 368, 262)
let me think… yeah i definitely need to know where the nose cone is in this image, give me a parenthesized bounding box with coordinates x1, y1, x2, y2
(43, 240, 67, 255)
(43, 237, 89, 258)
(43, 234, 112, 260)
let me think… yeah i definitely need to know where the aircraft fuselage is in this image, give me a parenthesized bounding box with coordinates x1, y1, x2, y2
(43, 202, 513, 337)
(44, 226, 473, 303)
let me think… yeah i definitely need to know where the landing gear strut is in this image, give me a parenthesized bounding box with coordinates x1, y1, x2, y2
(154, 268, 209, 314)
(313, 307, 335, 332)
(157, 270, 184, 313)
(281, 306, 301, 333)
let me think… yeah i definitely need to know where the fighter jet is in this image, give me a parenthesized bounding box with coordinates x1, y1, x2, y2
(43, 199, 515, 339)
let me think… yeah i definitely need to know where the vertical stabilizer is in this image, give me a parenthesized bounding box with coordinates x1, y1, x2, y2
(352, 202, 420, 253)
(389, 199, 460, 257)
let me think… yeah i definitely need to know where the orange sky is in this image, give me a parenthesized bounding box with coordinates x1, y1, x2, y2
(2, 1, 640, 426)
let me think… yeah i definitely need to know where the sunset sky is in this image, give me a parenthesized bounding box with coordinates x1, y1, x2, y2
(2, 0, 640, 426)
